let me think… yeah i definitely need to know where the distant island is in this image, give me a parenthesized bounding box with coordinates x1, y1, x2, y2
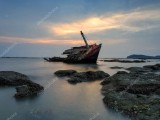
(127, 54, 160, 59)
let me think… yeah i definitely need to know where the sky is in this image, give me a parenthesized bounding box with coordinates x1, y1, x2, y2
(0, 0, 160, 58)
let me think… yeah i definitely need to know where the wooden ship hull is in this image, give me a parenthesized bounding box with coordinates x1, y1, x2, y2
(44, 31, 102, 63)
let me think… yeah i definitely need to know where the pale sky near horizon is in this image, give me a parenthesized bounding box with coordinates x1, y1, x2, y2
(0, 0, 160, 58)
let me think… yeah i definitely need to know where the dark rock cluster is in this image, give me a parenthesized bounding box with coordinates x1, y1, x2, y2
(0, 71, 43, 98)
(127, 54, 160, 59)
(101, 64, 160, 120)
(101, 59, 146, 63)
(54, 70, 110, 84)
(110, 66, 124, 69)
(54, 70, 77, 77)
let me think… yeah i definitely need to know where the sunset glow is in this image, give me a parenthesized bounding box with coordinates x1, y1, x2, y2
(50, 8, 160, 36)
(0, 36, 97, 45)
(0, 0, 160, 57)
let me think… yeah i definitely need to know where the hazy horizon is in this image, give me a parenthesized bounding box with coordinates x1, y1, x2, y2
(0, 0, 160, 58)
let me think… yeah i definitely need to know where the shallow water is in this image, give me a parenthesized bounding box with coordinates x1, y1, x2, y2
(0, 58, 159, 120)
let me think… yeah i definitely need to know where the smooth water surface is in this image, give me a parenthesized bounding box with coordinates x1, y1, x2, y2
(0, 58, 159, 120)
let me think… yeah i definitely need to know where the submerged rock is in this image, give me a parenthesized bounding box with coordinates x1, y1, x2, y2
(0, 71, 44, 98)
(101, 64, 160, 120)
(55, 70, 110, 84)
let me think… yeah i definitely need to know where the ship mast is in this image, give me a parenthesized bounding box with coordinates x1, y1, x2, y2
(80, 31, 89, 49)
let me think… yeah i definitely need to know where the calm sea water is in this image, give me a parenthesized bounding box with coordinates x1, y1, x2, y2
(0, 58, 159, 120)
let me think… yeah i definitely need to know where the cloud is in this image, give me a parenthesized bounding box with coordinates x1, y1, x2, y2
(0, 36, 97, 45)
(102, 39, 128, 45)
(48, 7, 160, 36)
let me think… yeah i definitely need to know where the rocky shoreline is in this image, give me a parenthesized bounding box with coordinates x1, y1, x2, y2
(101, 64, 160, 120)
(54, 64, 160, 119)
(0, 71, 44, 98)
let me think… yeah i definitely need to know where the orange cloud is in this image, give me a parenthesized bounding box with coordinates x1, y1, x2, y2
(48, 8, 160, 35)
(0, 36, 96, 45)
(50, 15, 122, 35)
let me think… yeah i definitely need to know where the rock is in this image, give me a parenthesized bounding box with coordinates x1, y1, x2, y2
(103, 71, 160, 94)
(102, 59, 146, 63)
(44, 57, 65, 62)
(143, 64, 160, 71)
(101, 78, 111, 85)
(0, 71, 30, 86)
(0, 71, 44, 98)
(15, 85, 29, 96)
(155, 88, 160, 95)
(55, 70, 110, 84)
(54, 70, 77, 77)
(103, 91, 160, 120)
(67, 71, 110, 84)
(110, 66, 124, 69)
(127, 84, 160, 95)
(127, 54, 160, 59)
(68, 77, 82, 84)
(101, 64, 160, 120)
(116, 71, 128, 74)
(15, 84, 44, 98)
(126, 67, 151, 73)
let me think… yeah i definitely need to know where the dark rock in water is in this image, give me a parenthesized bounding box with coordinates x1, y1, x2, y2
(44, 57, 65, 62)
(127, 83, 160, 95)
(15, 84, 44, 98)
(0, 71, 30, 86)
(110, 66, 124, 69)
(127, 54, 160, 59)
(116, 71, 128, 74)
(143, 64, 160, 71)
(55, 70, 110, 84)
(54, 70, 77, 77)
(101, 78, 111, 85)
(73, 71, 109, 80)
(0, 71, 44, 98)
(155, 88, 160, 95)
(68, 77, 83, 84)
(101, 64, 160, 120)
(68, 71, 110, 84)
(126, 67, 150, 73)
(103, 91, 160, 120)
(102, 59, 146, 63)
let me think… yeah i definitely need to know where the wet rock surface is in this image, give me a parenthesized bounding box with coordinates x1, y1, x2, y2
(101, 64, 160, 120)
(0, 71, 44, 98)
(55, 70, 110, 84)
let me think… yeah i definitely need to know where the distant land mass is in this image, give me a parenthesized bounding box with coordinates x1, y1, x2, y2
(127, 54, 160, 59)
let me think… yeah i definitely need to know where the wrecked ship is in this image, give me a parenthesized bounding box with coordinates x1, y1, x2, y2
(44, 31, 102, 63)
